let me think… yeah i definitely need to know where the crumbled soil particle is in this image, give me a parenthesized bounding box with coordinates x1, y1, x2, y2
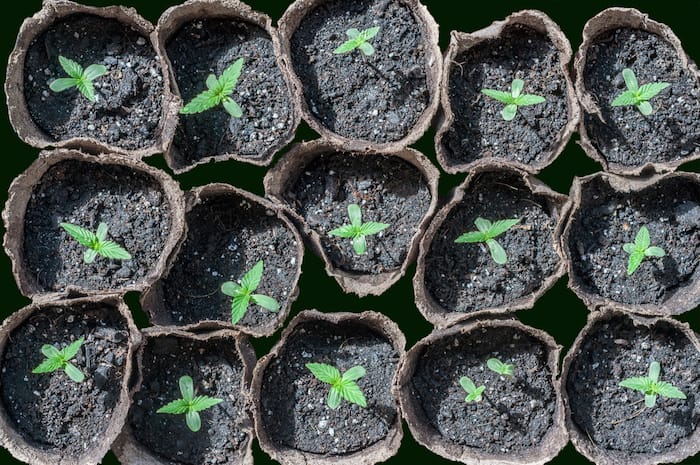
(260, 320, 399, 454)
(23, 14, 165, 150)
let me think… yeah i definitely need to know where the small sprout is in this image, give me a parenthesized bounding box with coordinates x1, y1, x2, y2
(619, 361, 686, 408)
(611, 68, 670, 115)
(305, 362, 367, 409)
(32, 337, 85, 383)
(221, 260, 279, 325)
(481, 78, 546, 121)
(623, 225, 666, 275)
(455, 217, 520, 265)
(459, 376, 485, 403)
(49, 55, 107, 102)
(156, 375, 223, 432)
(487, 358, 514, 378)
(333, 27, 380, 56)
(181, 58, 244, 117)
(328, 203, 390, 255)
(60, 222, 132, 264)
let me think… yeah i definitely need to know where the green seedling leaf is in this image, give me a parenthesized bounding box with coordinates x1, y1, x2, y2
(306, 362, 367, 409)
(459, 376, 485, 403)
(157, 375, 223, 432)
(455, 217, 520, 265)
(221, 260, 279, 325)
(487, 358, 514, 377)
(623, 225, 666, 275)
(32, 337, 85, 383)
(60, 222, 131, 264)
(328, 203, 390, 255)
(611, 68, 670, 115)
(334, 26, 380, 56)
(619, 361, 686, 408)
(49, 55, 107, 102)
(181, 58, 245, 117)
(481, 78, 546, 121)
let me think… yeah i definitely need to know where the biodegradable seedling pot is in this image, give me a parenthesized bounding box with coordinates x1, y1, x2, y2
(436, 10, 579, 174)
(3, 149, 185, 302)
(575, 8, 700, 175)
(5, 0, 179, 157)
(155, 0, 300, 173)
(113, 328, 256, 465)
(395, 318, 567, 465)
(264, 140, 439, 296)
(0, 296, 140, 465)
(414, 163, 567, 328)
(278, 0, 441, 152)
(561, 171, 700, 316)
(141, 184, 303, 338)
(562, 308, 700, 465)
(252, 310, 405, 465)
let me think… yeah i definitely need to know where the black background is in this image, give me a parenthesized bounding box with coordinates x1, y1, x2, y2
(1, 1, 699, 464)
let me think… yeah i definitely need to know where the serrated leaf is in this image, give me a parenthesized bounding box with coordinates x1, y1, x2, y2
(637, 101, 653, 115)
(327, 387, 342, 409)
(63, 363, 84, 383)
(223, 98, 242, 118)
(627, 251, 645, 275)
(328, 224, 358, 238)
(511, 79, 524, 98)
(359, 221, 389, 236)
(231, 295, 250, 324)
(49, 77, 79, 92)
(341, 365, 366, 382)
(251, 294, 279, 312)
(157, 398, 191, 414)
(186, 411, 202, 432)
(58, 55, 83, 79)
(481, 88, 514, 104)
(61, 337, 84, 360)
(648, 361, 660, 382)
(339, 381, 367, 407)
(501, 103, 518, 121)
(181, 89, 221, 114)
(334, 41, 359, 54)
(611, 90, 638, 107)
(358, 42, 375, 56)
(516, 94, 546, 106)
(241, 260, 263, 291)
(638, 82, 670, 101)
(654, 381, 686, 399)
(84, 249, 98, 264)
(360, 26, 380, 40)
(83, 64, 107, 81)
(645, 246, 665, 257)
(635, 226, 651, 249)
(487, 239, 508, 265)
(32, 357, 62, 374)
(98, 240, 132, 260)
(179, 375, 195, 402)
(221, 281, 242, 297)
(489, 218, 520, 238)
(347, 203, 362, 227)
(474, 217, 492, 234)
(306, 362, 341, 384)
(96, 223, 108, 242)
(220, 58, 244, 95)
(622, 68, 638, 92)
(60, 223, 97, 248)
(190, 395, 223, 412)
(352, 235, 367, 255)
(76, 79, 96, 102)
(41, 344, 61, 360)
(619, 376, 652, 392)
(455, 231, 487, 243)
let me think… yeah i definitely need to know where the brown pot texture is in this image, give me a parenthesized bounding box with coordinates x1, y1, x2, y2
(3, 149, 186, 302)
(435, 10, 579, 174)
(561, 308, 700, 465)
(277, 0, 441, 152)
(154, 0, 301, 174)
(113, 327, 256, 465)
(395, 317, 567, 465)
(0, 295, 141, 465)
(414, 162, 568, 328)
(251, 310, 406, 465)
(264, 140, 439, 296)
(560, 171, 700, 316)
(5, 0, 180, 158)
(141, 183, 304, 338)
(575, 8, 700, 175)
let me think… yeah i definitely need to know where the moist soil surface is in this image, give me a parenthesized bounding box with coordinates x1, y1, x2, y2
(260, 320, 399, 454)
(411, 326, 556, 453)
(22, 159, 173, 293)
(424, 171, 559, 314)
(583, 28, 700, 167)
(155, 193, 299, 329)
(283, 152, 431, 274)
(166, 18, 294, 167)
(567, 176, 700, 305)
(566, 315, 700, 454)
(0, 302, 129, 455)
(129, 336, 249, 465)
(289, 0, 430, 143)
(23, 14, 165, 150)
(440, 24, 569, 167)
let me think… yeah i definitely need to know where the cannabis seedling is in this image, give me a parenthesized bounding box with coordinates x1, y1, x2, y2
(181, 58, 244, 117)
(455, 217, 520, 265)
(49, 55, 107, 102)
(623, 225, 665, 275)
(60, 222, 132, 264)
(32, 337, 85, 383)
(328, 203, 390, 255)
(481, 78, 546, 121)
(157, 375, 223, 432)
(334, 27, 380, 56)
(221, 260, 279, 325)
(306, 363, 367, 409)
(619, 361, 686, 408)
(611, 68, 670, 116)
(459, 376, 485, 403)
(487, 358, 514, 378)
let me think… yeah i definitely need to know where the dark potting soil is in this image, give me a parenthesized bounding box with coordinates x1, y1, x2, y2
(22, 160, 173, 293)
(289, 0, 430, 143)
(23, 14, 165, 150)
(583, 28, 700, 167)
(166, 18, 295, 167)
(0, 302, 129, 455)
(260, 320, 399, 454)
(567, 176, 700, 305)
(566, 315, 700, 454)
(157, 193, 299, 329)
(411, 326, 556, 453)
(424, 171, 559, 313)
(129, 336, 249, 465)
(283, 152, 432, 274)
(440, 24, 569, 167)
